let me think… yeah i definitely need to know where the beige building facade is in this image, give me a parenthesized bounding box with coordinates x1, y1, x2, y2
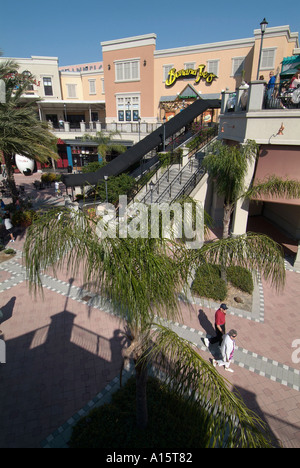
(102, 25, 299, 125)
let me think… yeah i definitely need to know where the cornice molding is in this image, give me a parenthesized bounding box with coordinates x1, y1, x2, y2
(154, 38, 254, 59)
(101, 33, 156, 53)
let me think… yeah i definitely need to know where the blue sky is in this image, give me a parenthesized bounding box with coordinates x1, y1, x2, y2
(1, 0, 299, 66)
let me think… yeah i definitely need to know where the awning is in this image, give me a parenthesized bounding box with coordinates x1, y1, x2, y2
(280, 55, 300, 77)
(280, 66, 300, 76)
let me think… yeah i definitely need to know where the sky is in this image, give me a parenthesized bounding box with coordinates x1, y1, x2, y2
(1, 0, 299, 66)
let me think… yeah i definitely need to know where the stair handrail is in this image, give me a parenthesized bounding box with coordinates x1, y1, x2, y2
(142, 134, 217, 205)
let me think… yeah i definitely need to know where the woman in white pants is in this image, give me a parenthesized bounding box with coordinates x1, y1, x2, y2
(212, 329, 237, 373)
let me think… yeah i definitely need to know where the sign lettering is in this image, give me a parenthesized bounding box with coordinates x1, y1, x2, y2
(166, 65, 217, 87)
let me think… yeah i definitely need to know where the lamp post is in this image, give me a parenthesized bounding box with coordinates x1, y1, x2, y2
(149, 181, 154, 203)
(138, 116, 141, 141)
(256, 18, 268, 80)
(163, 116, 166, 152)
(104, 175, 108, 203)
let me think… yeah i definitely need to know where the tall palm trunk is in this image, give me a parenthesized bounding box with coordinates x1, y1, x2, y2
(4, 152, 18, 203)
(135, 360, 148, 429)
(221, 202, 234, 282)
(222, 203, 233, 239)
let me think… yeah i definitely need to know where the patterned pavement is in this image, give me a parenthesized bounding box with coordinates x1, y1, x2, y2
(0, 173, 299, 448)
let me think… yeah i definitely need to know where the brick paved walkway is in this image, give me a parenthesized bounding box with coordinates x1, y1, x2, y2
(0, 173, 299, 448)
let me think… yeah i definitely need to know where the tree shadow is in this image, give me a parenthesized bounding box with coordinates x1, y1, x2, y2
(232, 385, 283, 448)
(0, 278, 128, 448)
(0, 296, 16, 325)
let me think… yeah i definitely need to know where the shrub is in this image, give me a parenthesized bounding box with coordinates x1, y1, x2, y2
(41, 172, 61, 184)
(227, 266, 254, 294)
(4, 248, 16, 255)
(191, 263, 227, 301)
(12, 209, 38, 227)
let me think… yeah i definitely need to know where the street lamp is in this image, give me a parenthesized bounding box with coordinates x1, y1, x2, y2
(149, 181, 154, 203)
(104, 175, 108, 203)
(138, 116, 141, 141)
(163, 116, 166, 152)
(256, 18, 268, 80)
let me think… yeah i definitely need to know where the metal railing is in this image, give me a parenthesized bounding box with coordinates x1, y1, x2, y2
(140, 134, 218, 205)
(263, 83, 300, 109)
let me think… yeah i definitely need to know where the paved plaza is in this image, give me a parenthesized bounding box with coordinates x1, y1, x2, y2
(0, 173, 299, 448)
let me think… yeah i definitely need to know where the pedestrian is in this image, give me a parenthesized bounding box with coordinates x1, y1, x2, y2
(3, 214, 15, 242)
(212, 329, 237, 373)
(54, 180, 60, 197)
(203, 303, 228, 347)
(267, 71, 276, 100)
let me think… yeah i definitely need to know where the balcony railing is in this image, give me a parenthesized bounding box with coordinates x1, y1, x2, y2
(263, 83, 300, 110)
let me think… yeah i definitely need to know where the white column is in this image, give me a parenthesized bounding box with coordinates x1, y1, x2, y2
(294, 242, 300, 270)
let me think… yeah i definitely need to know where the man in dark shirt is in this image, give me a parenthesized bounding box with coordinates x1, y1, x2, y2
(203, 303, 228, 346)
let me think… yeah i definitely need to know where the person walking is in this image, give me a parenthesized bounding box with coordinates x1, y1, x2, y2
(54, 180, 60, 197)
(212, 329, 237, 373)
(203, 303, 228, 347)
(3, 214, 15, 242)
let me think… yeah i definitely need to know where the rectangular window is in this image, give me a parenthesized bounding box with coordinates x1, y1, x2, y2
(43, 77, 53, 96)
(184, 62, 195, 70)
(115, 60, 140, 82)
(232, 57, 245, 77)
(261, 48, 276, 69)
(116, 94, 140, 122)
(207, 60, 219, 76)
(89, 79, 96, 94)
(163, 64, 173, 82)
(66, 83, 77, 98)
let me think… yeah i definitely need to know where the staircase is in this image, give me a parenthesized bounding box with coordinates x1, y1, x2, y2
(136, 136, 217, 205)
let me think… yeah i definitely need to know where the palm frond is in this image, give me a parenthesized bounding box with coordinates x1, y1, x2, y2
(146, 324, 273, 448)
(190, 232, 285, 291)
(24, 209, 190, 329)
(245, 176, 300, 201)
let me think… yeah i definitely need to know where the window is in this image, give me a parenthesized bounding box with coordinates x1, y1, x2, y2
(207, 60, 219, 76)
(232, 57, 245, 77)
(66, 84, 77, 98)
(184, 62, 195, 70)
(89, 79, 96, 95)
(115, 59, 140, 82)
(43, 77, 53, 96)
(163, 64, 173, 82)
(261, 48, 276, 70)
(117, 94, 140, 122)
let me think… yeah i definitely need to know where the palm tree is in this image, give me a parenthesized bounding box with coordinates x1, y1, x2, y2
(202, 140, 300, 239)
(82, 130, 126, 163)
(24, 206, 286, 447)
(0, 60, 58, 201)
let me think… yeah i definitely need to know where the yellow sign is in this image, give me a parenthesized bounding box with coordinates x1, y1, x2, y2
(166, 65, 217, 87)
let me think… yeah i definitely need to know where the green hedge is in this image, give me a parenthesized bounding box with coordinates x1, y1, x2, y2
(191, 264, 253, 300)
(191, 263, 227, 301)
(226, 266, 254, 294)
